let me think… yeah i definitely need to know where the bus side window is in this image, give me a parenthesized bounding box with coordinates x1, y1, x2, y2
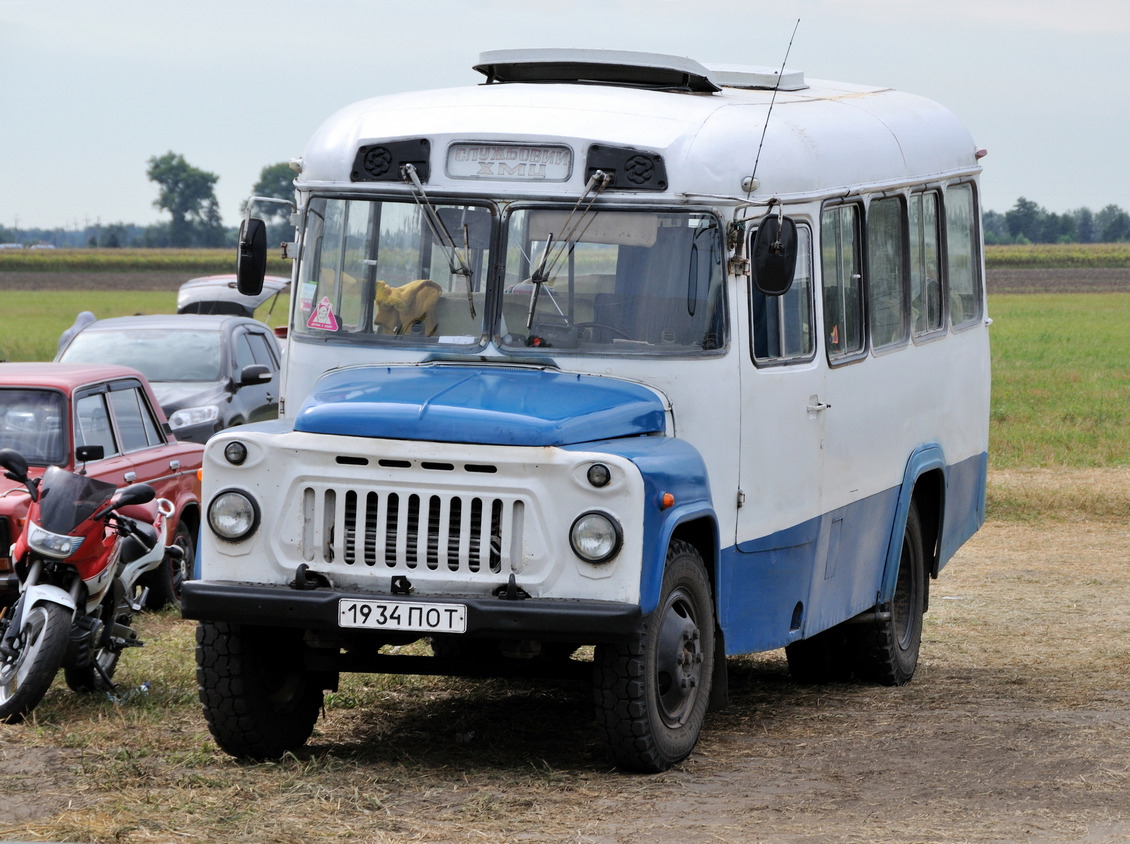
(946, 183, 983, 328)
(867, 196, 909, 350)
(910, 191, 943, 336)
(821, 205, 865, 359)
(751, 226, 814, 363)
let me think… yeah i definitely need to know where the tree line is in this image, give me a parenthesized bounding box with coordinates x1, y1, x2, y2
(984, 197, 1129, 245)
(2, 153, 1129, 248)
(0, 153, 295, 249)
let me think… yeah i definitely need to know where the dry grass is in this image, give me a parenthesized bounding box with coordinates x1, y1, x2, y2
(2, 472, 1129, 843)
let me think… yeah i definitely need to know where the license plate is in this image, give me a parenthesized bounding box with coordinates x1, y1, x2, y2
(338, 598, 467, 633)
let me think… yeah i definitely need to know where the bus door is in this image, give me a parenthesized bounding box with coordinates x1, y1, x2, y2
(724, 227, 831, 654)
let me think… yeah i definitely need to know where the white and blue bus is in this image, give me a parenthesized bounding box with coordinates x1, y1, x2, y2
(184, 49, 990, 773)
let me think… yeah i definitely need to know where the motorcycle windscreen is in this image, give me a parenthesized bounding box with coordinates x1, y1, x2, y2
(35, 466, 117, 534)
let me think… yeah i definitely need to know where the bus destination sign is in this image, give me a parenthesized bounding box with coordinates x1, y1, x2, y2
(446, 143, 573, 182)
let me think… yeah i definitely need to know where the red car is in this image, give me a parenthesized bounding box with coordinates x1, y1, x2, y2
(0, 363, 203, 608)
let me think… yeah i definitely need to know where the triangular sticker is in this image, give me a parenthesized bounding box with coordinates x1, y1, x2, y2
(306, 296, 339, 331)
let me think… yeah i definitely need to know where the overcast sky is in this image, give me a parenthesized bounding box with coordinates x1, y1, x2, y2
(2, 0, 1128, 231)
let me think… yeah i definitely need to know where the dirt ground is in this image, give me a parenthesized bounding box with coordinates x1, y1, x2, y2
(1, 270, 1127, 842)
(1, 473, 1128, 844)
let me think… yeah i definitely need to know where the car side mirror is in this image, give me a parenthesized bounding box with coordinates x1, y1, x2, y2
(75, 445, 105, 464)
(751, 212, 798, 297)
(237, 217, 268, 296)
(239, 363, 272, 386)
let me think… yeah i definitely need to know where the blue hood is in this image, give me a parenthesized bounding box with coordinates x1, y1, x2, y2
(293, 365, 666, 446)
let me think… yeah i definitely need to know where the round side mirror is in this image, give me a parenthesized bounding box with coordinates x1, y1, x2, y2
(751, 213, 798, 297)
(237, 217, 268, 296)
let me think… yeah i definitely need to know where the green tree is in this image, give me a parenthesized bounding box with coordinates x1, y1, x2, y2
(147, 151, 224, 247)
(1004, 197, 1043, 242)
(1096, 204, 1130, 242)
(242, 161, 297, 246)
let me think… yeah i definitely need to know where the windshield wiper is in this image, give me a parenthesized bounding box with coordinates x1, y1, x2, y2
(402, 163, 476, 317)
(525, 169, 612, 329)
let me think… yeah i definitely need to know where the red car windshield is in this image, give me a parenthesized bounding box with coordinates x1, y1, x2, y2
(0, 388, 67, 466)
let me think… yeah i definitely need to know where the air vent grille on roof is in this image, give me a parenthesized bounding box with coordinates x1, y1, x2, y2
(474, 49, 721, 93)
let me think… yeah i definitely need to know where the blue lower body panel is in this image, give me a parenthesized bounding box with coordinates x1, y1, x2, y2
(717, 452, 986, 656)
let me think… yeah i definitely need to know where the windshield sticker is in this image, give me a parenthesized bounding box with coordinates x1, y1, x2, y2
(299, 280, 317, 313)
(306, 296, 339, 331)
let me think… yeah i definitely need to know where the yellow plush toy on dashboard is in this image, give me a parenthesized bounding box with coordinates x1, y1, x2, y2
(374, 278, 443, 335)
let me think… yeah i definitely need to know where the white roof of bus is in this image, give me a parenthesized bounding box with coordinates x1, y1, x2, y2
(298, 55, 980, 203)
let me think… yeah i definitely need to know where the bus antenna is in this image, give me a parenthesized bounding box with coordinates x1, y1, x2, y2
(745, 19, 801, 200)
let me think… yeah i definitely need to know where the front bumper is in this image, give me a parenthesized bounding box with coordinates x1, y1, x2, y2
(181, 580, 642, 643)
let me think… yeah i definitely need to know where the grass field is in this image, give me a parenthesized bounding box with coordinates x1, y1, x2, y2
(2, 286, 1126, 479)
(0, 289, 289, 362)
(4, 242, 1129, 270)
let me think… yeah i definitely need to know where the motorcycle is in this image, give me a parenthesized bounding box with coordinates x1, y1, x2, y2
(0, 445, 180, 723)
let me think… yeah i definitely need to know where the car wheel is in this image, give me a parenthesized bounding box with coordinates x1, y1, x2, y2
(142, 519, 194, 610)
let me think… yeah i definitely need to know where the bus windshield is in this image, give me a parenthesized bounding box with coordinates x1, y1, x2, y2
(499, 209, 724, 354)
(293, 197, 725, 355)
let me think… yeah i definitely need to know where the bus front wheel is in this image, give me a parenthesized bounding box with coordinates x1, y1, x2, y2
(593, 540, 715, 773)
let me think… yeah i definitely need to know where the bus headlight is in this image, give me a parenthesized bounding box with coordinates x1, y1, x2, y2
(208, 490, 259, 541)
(569, 511, 622, 564)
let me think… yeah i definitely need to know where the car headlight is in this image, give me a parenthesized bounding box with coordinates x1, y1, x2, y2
(27, 521, 85, 558)
(208, 489, 260, 541)
(569, 511, 622, 564)
(169, 405, 220, 430)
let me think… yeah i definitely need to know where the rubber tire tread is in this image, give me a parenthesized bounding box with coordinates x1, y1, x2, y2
(855, 501, 926, 686)
(195, 620, 326, 760)
(593, 540, 714, 773)
(0, 602, 71, 724)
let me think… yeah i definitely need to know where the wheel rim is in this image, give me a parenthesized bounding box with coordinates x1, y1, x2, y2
(170, 544, 188, 601)
(654, 586, 704, 728)
(0, 606, 50, 704)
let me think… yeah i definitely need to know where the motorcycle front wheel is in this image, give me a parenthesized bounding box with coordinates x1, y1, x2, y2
(0, 602, 71, 723)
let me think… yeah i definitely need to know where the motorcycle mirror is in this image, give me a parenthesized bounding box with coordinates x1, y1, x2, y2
(114, 483, 157, 510)
(0, 447, 29, 482)
(237, 217, 268, 296)
(751, 212, 798, 297)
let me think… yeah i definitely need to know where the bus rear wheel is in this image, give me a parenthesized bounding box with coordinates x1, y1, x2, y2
(856, 501, 926, 685)
(593, 540, 714, 773)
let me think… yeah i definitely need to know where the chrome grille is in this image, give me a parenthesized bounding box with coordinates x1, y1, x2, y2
(301, 486, 519, 576)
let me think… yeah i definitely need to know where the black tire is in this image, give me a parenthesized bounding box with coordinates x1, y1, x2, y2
(195, 621, 331, 759)
(594, 540, 715, 773)
(855, 501, 926, 686)
(142, 519, 194, 610)
(64, 603, 128, 693)
(0, 602, 71, 723)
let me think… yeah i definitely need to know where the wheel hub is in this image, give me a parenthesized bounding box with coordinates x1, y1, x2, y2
(654, 588, 703, 727)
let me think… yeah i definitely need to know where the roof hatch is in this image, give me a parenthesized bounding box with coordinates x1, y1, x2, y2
(474, 49, 721, 93)
(473, 49, 807, 93)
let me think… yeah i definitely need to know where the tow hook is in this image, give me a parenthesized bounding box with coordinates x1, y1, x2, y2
(493, 574, 529, 601)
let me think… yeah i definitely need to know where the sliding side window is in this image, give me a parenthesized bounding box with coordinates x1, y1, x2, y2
(867, 196, 909, 350)
(751, 226, 814, 364)
(946, 183, 983, 328)
(910, 192, 943, 337)
(821, 204, 865, 360)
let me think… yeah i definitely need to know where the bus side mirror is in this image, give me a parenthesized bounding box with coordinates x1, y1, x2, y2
(751, 213, 798, 297)
(237, 217, 268, 296)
